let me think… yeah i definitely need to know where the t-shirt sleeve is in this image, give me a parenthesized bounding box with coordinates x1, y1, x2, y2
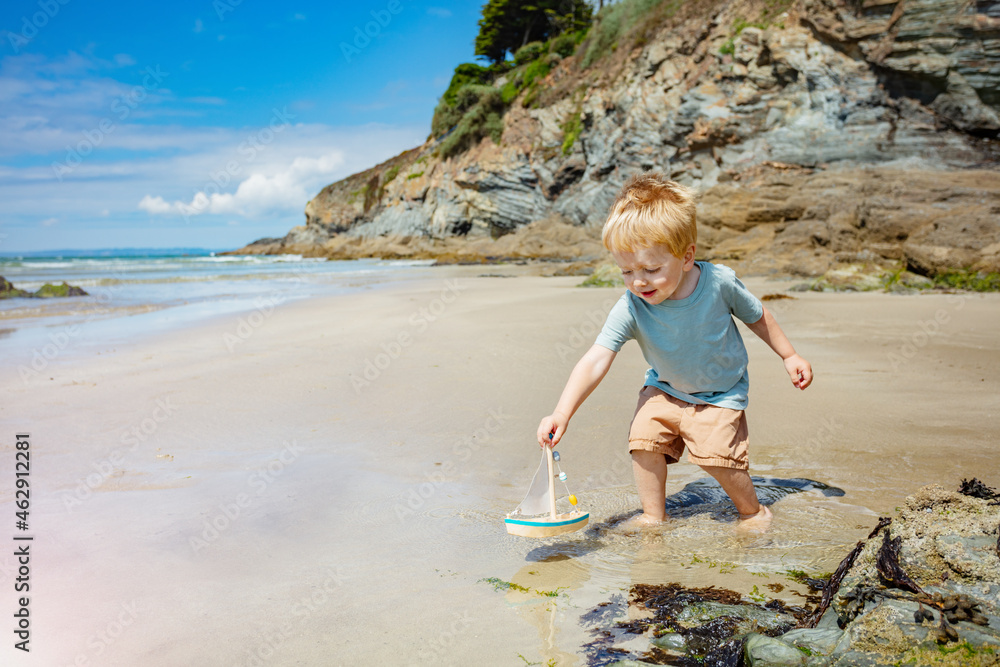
(594, 295, 636, 352)
(722, 267, 764, 324)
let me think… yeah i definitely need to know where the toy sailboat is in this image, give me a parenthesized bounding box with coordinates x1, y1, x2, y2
(505, 445, 589, 538)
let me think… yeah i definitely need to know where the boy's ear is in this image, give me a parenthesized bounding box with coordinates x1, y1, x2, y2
(682, 244, 697, 270)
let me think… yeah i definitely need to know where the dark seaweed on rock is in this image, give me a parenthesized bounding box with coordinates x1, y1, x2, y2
(701, 637, 745, 667)
(867, 516, 892, 539)
(959, 478, 999, 500)
(876, 531, 924, 595)
(868, 516, 892, 540)
(935, 614, 960, 644)
(585, 583, 805, 666)
(935, 592, 991, 627)
(628, 583, 742, 627)
(804, 540, 865, 629)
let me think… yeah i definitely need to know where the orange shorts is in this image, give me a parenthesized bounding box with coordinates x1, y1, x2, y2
(628, 385, 749, 470)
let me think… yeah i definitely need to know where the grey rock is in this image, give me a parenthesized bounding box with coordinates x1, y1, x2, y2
(650, 632, 685, 651)
(744, 633, 807, 666)
(779, 627, 845, 656)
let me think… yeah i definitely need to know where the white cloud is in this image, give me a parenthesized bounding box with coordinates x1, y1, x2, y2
(139, 151, 346, 218)
(137, 195, 174, 214)
(40, 217, 58, 226)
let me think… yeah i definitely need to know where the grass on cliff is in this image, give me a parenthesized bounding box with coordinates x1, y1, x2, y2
(431, 32, 588, 158)
(434, 85, 505, 159)
(580, 0, 682, 69)
(428, 0, 688, 158)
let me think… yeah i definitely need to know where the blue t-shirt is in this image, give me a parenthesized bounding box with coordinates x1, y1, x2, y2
(594, 262, 763, 410)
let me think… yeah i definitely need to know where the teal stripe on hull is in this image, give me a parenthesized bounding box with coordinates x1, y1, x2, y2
(504, 514, 589, 528)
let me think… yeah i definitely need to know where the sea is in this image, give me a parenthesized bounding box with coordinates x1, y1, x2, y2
(0, 248, 437, 364)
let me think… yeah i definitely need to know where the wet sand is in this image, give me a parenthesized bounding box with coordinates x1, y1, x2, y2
(1, 268, 999, 665)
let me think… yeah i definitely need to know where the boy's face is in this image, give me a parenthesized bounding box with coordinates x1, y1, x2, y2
(611, 243, 697, 305)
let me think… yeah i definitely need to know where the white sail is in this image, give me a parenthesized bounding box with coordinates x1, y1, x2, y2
(512, 448, 552, 516)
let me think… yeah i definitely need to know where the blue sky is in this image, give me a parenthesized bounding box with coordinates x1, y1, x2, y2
(0, 0, 482, 252)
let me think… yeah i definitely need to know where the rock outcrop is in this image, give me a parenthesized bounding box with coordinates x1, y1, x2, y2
(229, 0, 1000, 277)
(591, 482, 1000, 666)
(0, 277, 88, 299)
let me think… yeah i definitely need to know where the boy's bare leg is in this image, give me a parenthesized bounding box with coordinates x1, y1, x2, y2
(628, 450, 668, 525)
(701, 466, 772, 529)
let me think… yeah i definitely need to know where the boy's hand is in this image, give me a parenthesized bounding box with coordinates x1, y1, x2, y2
(537, 413, 569, 448)
(784, 354, 812, 390)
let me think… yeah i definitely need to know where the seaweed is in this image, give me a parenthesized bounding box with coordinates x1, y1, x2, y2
(480, 577, 530, 593)
(867, 516, 892, 539)
(935, 613, 960, 644)
(876, 531, 923, 595)
(935, 593, 990, 626)
(582, 582, 808, 665)
(959, 478, 999, 500)
(804, 540, 865, 628)
(701, 635, 746, 667)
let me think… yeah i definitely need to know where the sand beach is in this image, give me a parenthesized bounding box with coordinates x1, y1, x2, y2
(2, 267, 999, 665)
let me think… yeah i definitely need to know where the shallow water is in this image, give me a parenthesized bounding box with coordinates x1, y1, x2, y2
(412, 468, 878, 665)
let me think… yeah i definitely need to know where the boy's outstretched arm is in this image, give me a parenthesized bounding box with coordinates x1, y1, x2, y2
(537, 344, 617, 447)
(745, 305, 813, 390)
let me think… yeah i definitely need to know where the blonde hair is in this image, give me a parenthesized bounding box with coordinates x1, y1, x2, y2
(602, 173, 697, 257)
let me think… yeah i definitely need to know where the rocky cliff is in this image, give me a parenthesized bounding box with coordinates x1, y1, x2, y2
(230, 0, 1000, 278)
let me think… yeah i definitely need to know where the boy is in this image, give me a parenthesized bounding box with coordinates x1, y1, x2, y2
(537, 173, 812, 530)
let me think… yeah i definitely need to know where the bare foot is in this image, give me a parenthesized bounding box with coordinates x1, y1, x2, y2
(618, 512, 667, 533)
(737, 505, 772, 533)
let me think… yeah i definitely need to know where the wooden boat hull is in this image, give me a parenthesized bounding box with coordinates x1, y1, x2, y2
(504, 511, 589, 538)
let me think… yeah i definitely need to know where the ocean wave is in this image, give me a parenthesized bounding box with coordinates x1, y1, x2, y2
(376, 259, 437, 267)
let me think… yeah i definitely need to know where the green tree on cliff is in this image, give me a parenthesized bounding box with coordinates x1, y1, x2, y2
(474, 0, 592, 64)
